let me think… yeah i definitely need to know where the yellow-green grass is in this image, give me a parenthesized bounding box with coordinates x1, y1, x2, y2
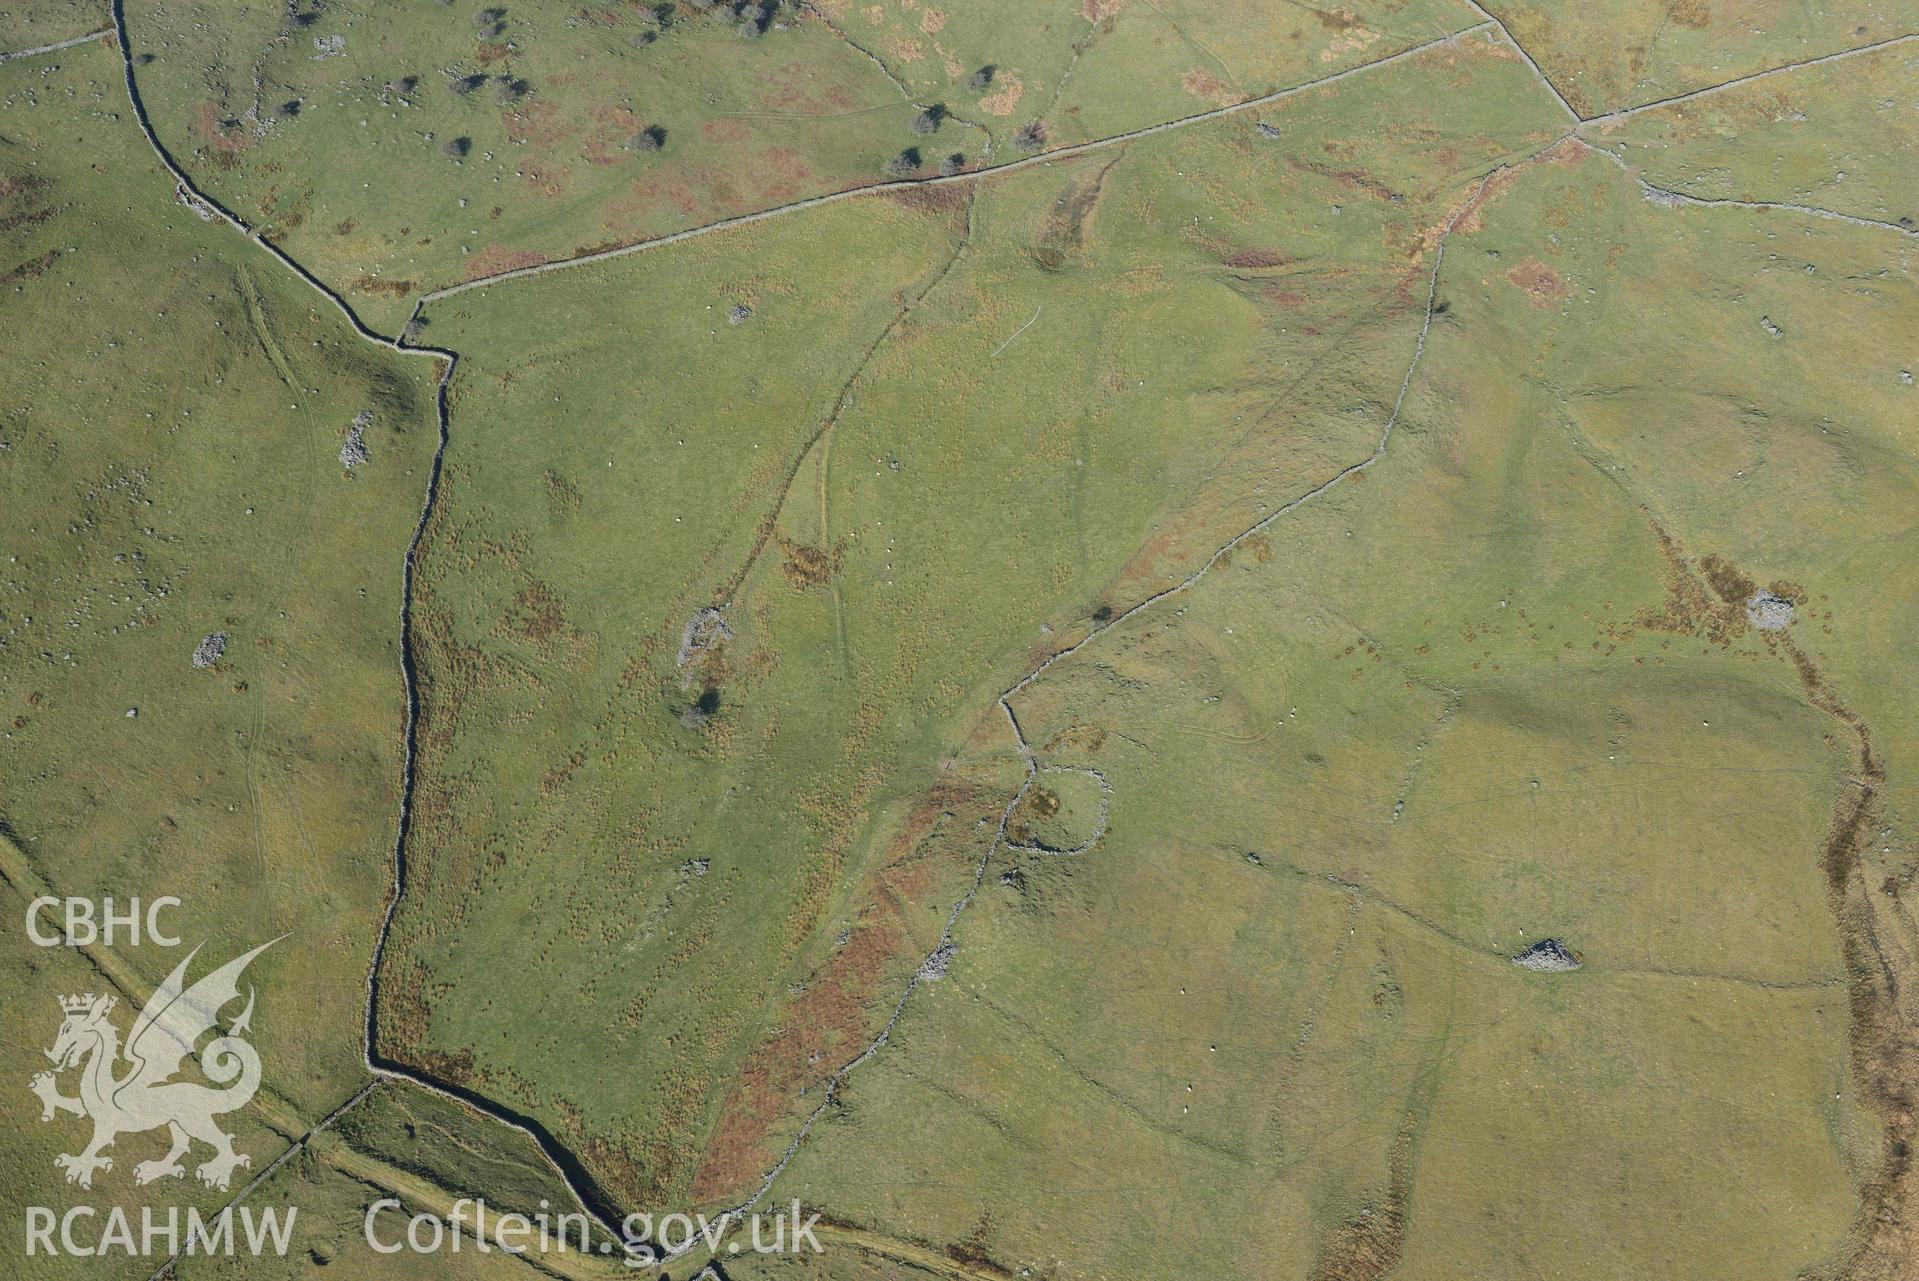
(377, 29, 1566, 1221)
(123, 0, 942, 330)
(761, 144, 1912, 1279)
(810, 0, 1477, 149)
(0, 1, 104, 50)
(1585, 40, 1919, 229)
(1, 40, 437, 1265)
(1491, 0, 1907, 118)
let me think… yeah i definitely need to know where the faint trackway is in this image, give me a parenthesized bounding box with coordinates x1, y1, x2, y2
(988, 306, 1041, 358)
(416, 21, 1496, 305)
(105, 0, 658, 1262)
(796, 0, 996, 160)
(99, 5, 1501, 1263)
(723, 162, 1504, 1232)
(1467, 2, 1919, 129)
(1629, 176, 1919, 240)
(90, 0, 1917, 1267)
(1461, 0, 1580, 121)
(145, 1082, 376, 1281)
(1582, 30, 1919, 124)
(716, 186, 975, 611)
(0, 26, 111, 62)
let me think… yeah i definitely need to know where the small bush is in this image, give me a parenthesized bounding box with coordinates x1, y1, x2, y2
(450, 73, 488, 95)
(884, 147, 921, 178)
(626, 124, 667, 151)
(440, 136, 471, 160)
(492, 77, 526, 105)
(967, 64, 995, 90)
(475, 6, 506, 24)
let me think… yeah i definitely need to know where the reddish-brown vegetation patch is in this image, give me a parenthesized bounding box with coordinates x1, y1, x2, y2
(190, 100, 253, 153)
(701, 118, 753, 144)
(1504, 256, 1568, 306)
(1227, 248, 1293, 269)
(464, 243, 549, 280)
(1665, 0, 1711, 29)
(1182, 69, 1239, 105)
(885, 179, 970, 215)
(504, 99, 571, 148)
(1, 249, 57, 285)
(779, 539, 840, 588)
(351, 274, 420, 299)
(689, 782, 975, 1200)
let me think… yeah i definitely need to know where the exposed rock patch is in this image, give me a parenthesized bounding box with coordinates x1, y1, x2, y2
(192, 632, 227, 669)
(1511, 938, 1580, 972)
(1745, 592, 1794, 630)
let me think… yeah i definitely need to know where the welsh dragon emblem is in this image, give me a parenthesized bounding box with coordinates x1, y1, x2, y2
(29, 938, 280, 1191)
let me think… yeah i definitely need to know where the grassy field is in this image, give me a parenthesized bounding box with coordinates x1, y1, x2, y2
(3, 3, 1915, 1279)
(0, 38, 443, 1278)
(123, 0, 928, 329)
(1587, 40, 1919, 227)
(0, 1, 105, 50)
(115, 0, 1532, 332)
(760, 113, 1919, 1281)
(373, 29, 1569, 1226)
(1490, 0, 1904, 117)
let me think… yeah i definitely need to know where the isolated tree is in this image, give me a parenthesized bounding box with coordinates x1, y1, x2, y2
(450, 72, 487, 94)
(492, 77, 527, 105)
(913, 104, 945, 135)
(440, 136, 471, 160)
(1014, 120, 1046, 152)
(627, 124, 666, 151)
(938, 152, 966, 177)
(967, 64, 995, 90)
(884, 147, 921, 178)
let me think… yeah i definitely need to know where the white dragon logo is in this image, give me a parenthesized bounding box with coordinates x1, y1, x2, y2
(28, 938, 280, 1191)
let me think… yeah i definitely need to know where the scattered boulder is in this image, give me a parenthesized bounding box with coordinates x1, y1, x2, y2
(917, 941, 956, 980)
(340, 410, 371, 468)
(676, 607, 732, 671)
(1745, 592, 1794, 630)
(192, 632, 228, 669)
(1511, 938, 1580, 972)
